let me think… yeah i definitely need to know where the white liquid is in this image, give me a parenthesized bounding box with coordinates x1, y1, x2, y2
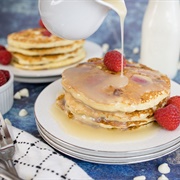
(103, 0, 128, 87)
(51, 104, 159, 142)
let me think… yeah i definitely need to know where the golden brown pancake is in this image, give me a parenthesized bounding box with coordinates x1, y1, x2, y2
(7, 28, 86, 70)
(11, 48, 86, 70)
(7, 28, 81, 49)
(56, 58, 170, 130)
(7, 40, 84, 56)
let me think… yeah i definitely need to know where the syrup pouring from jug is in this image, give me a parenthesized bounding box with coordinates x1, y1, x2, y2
(38, 0, 128, 87)
(38, 0, 127, 40)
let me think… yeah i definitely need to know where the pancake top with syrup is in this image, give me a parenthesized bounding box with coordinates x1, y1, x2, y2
(61, 58, 170, 112)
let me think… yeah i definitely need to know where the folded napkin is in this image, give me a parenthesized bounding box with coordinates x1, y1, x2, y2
(6, 125, 92, 180)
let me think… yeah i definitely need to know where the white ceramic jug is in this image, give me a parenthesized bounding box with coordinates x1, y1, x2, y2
(38, 0, 126, 40)
(38, 0, 110, 40)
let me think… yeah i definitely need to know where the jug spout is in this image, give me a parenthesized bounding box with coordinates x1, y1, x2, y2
(96, 0, 127, 16)
(39, 0, 110, 40)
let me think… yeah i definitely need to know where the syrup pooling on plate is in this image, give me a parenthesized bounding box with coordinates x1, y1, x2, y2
(51, 103, 159, 142)
(103, 0, 128, 88)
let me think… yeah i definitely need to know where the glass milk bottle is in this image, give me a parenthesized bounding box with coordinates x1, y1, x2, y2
(140, 0, 180, 79)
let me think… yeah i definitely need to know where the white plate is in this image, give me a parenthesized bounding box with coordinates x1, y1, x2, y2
(0, 41, 103, 78)
(36, 119, 180, 157)
(37, 120, 180, 158)
(14, 76, 61, 83)
(37, 123, 180, 164)
(34, 79, 180, 154)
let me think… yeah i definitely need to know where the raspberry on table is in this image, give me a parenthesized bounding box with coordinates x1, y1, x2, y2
(0, 50, 12, 65)
(103, 50, 126, 72)
(154, 104, 180, 131)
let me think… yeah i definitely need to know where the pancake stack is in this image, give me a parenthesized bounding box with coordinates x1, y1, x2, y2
(7, 28, 86, 70)
(56, 58, 170, 130)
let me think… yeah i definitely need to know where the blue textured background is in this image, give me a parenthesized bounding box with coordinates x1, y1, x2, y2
(1, 0, 180, 179)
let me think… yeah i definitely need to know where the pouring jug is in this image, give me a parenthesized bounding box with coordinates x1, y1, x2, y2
(38, 0, 111, 40)
(38, 0, 126, 40)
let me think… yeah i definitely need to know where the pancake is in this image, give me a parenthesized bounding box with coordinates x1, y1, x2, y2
(7, 28, 86, 70)
(56, 58, 170, 130)
(7, 40, 84, 56)
(7, 28, 79, 49)
(11, 47, 85, 65)
(11, 48, 86, 70)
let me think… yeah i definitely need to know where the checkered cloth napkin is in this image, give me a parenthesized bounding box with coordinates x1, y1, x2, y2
(7, 125, 92, 180)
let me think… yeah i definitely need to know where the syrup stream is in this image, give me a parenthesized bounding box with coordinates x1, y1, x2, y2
(120, 15, 125, 77)
(103, 0, 128, 87)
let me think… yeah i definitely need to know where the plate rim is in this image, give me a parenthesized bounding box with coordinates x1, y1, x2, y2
(37, 123, 180, 164)
(36, 120, 180, 157)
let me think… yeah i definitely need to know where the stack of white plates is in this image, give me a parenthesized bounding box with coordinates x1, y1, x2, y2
(0, 41, 103, 83)
(34, 79, 180, 164)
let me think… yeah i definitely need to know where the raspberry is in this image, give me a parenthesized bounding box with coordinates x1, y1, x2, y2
(1, 70, 10, 80)
(39, 19, 46, 28)
(103, 50, 126, 72)
(167, 96, 180, 113)
(154, 104, 180, 131)
(0, 50, 12, 65)
(41, 29, 51, 37)
(0, 45, 6, 51)
(0, 70, 7, 86)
